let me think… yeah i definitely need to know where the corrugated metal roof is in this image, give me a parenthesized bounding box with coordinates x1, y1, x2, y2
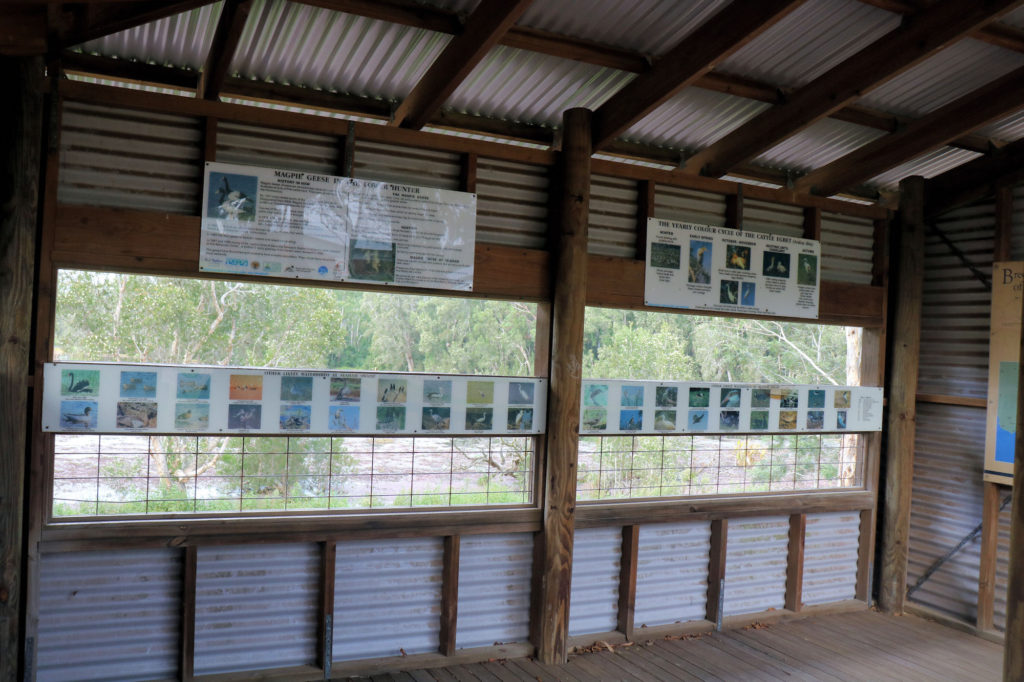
(624, 88, 771, 150)
(975, 108, 1024, 142)
(859, 38, 1024, 117)
(77, 2, 221, 69)
(1002, 6, 1024, 27)
(753, 118, 886, 172)
(449, 45, 632, 126)
(717, 0, 901, 89)
(868, 147, 984, 190)
(234, 0, 449, 99)
(516, 0, 732, 56)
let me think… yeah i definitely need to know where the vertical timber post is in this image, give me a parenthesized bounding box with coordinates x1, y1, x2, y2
(879, 176, 925, 614)
(1004, 252, 1024, 679)
(0, 55, 43, 682)
(536, 107, 590, 665)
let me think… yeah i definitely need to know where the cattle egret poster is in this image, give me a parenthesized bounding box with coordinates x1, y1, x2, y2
(645, 218, 820, 319)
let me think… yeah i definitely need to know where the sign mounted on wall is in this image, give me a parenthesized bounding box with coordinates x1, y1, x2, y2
(199, 161, 477, 291)
(644, 218, 820, 319)
(984, 261, 1024, 484)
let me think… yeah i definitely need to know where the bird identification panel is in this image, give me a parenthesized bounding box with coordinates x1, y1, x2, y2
(199, 161, 477, 291)
(42, 362, 545, 436)
(644, 218, 820, 319)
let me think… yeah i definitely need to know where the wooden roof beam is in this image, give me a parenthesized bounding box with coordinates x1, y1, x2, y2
(197, 0, 253, 100)
(53, 1, 218, 48)
(390, 0, 534, 130)
(681, 0, 1024, 179)
(925, 135, 1024, 217)
(590, 0, 808, 151)
(857, 0, 1024, 52)
(795, 65, 1024, 196)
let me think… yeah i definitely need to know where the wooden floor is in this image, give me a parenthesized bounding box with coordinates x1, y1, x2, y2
(350, 610, 1004, 681)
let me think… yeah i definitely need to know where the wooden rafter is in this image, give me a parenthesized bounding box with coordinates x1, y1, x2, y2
(682, 0, 1024, 179)
(590, 0, 808, 151)
(925, 135, 1024, 217)
(197, 0, 253, 101)
(856, 0, 1024, 52)
(391, 0, 534, 130)
(52, 1, 218, 48)
(795, 65, 1024, 197)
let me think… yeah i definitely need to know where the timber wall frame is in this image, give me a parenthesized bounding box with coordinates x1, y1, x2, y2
(19, 80, 889, 675)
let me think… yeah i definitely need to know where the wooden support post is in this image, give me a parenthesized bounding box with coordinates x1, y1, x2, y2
(536, 108, 590, 665)
(856, 507, 875, 601)
(785, 513, 806, 612)
(0, 55, 43, 682)
(461, 153, 478, 195)
(202, 116, 218, 163)
(181, 545, 198, 681)
(342, 121, 356, 178)
(706, 519, 728, 630)
(439, 535, 461, 656)
(725, 185, 744, 230)
(879, 176, 925, 614)
(617, 526, 639, 640)
(1005, 283, 1024, 680)
(635, 180, 655, 261)
(319, 542, 337, 677)
(803, 206, 821, 242)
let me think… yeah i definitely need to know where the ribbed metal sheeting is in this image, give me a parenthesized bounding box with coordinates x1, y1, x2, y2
(475, 158, 549, 248)
(333, 536, 443, 661)
(654, 185, 727, 227)
(589, 174, 639, 257)
(568, 527, 622, 636)
(803, 511, 860, 606)
(58, 101, 202, 214)
(743, 199, 805, 238)
(722, 515, 788, 617)
(194, 543, 319, 675)
(216, 121, 340, 174)
(918, 199, 995, 399)
(1010, 182, 1024, 259)
(455, 533, 533, 649)
(995, 501, 1011, 631)
(353, 139, 461, 190)
(633, 521, 710, 628)
(820, 212, 875, 284)
(36, 548, 181, 682)
(869, 147, 983, 191)
(907, 403, 985, 621)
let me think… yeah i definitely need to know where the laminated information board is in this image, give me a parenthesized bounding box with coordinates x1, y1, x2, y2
(645, 218, 820, 319)
(984, 261, 1024, 484)
(43, 363, 545, 436)
(199, 161, 476, 291)
(579, 380, 882, 435)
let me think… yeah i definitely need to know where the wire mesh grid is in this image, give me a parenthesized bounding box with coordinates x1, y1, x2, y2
(52, 434, 534, 516)
(576, 433, 861, 501)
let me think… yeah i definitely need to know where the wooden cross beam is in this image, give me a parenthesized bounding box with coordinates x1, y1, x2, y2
(197, 0, 253, 101)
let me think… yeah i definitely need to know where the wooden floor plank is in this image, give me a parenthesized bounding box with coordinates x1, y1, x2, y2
(702, 631, 819, 682)
(649, 638, 726, 681)
(726, 626, 852, 681)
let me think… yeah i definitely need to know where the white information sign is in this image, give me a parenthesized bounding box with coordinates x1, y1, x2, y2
(645, 218, 820, 319)
(43, 363, 545, 437)
(199, 162, 477, 291)
(579, 380, 882, 435)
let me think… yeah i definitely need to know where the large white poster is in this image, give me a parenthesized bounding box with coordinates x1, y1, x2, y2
(43, 363, 545, 437)
(645, 218, 820, 319)
(579, 380, 882, 436)
(200, 162, 477, 291)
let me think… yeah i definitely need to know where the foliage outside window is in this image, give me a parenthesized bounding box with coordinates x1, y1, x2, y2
(53, 271, 538, 517)
(578, 308, 863, 501)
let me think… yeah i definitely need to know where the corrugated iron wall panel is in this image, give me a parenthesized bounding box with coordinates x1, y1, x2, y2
(995, 501, 1011, 631)
(723, 515, 788, 616)
(456, 533, 533, 649)
(589, 174, 639, 257)
(654, 185, 727, 227)
(353, 139, 461, 190)
(1010, 183, 1024, 259)
(908, 403, 985, 621)
(37, 549, 181, 682)
(217, 120, 340, 174)
(569, 527, 621, 636)
(918, 200, 994, 399)
(803, 511, 860, 606)
(743, 199, 805, 238)
(475, 158, 550, 248)
(633, 521, 710, 628)
(820, 212, 875, 284)
(194, 543, 319, 675)
(333, 536, 443, 661)
(59, 101, 202, 214)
